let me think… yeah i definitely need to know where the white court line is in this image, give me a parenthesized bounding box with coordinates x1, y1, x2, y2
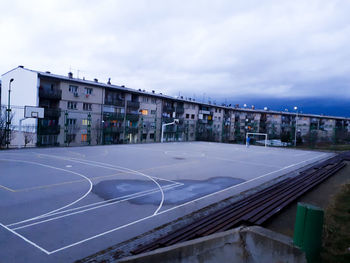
(0, 158, 93, 221)
(2, 152, 329, 254)
(209, 156, 283, 168)
(45, 152, 329, 254)
(8, 182, 182, 228)
(11, 183, 183, 231)
(36, 153, 179, 185)
(0, 223, 50, 255)
(7, 182, 183, 227)
(6, 154, 171, 228)
(34, 153, 165, 215)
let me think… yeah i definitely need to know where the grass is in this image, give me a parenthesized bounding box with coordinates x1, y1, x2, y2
(321, 183, 350, 263)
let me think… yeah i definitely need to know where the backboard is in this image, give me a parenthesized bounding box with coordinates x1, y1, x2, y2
(24, 106, 44, 119)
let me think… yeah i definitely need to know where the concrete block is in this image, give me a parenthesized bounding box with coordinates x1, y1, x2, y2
(117, 226, 306, 263)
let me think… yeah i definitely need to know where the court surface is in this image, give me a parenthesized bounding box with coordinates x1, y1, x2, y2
(0, 142, 332, 262)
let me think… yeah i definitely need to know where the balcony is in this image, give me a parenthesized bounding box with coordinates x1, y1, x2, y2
(125, 127, 138, 134)
(126, 101, 140, 109)
(44, 108, 61, 118)
(104, 113, 125, 120)
(126, 113, 139, 122)
(38, 125, 60, 135)
(162, 117, 174, 123)
(199, 110, 211, 115)
(39, 89, 62, 100)
(175, 107, 184, 114)
(105, 99, 125, 107)
(163, 105, 174, 113)
(104, 126, 124, 133)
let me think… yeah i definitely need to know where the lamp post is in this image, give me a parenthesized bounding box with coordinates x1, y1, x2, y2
(294, 106, 298, 147)
(6, 78, 14, 149)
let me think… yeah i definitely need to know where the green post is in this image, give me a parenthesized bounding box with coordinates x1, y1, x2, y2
(64, 111, 68, 145)
(87, 112, 91, 145)
(293, 202, 324, 263)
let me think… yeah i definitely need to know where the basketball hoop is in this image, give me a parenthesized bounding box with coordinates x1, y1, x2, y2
(24, 106, 44, 119)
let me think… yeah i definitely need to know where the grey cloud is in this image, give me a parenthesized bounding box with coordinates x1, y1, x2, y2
(1, 0, 350, 99)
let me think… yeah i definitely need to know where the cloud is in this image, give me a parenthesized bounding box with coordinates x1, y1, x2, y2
(1, 0, 350, 100)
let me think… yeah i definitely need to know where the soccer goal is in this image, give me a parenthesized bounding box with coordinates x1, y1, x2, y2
(246, 132, 268, 147)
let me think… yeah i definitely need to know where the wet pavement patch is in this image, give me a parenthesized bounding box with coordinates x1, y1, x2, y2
(173, 157, 186, 160)
(92, 177, 245, 205)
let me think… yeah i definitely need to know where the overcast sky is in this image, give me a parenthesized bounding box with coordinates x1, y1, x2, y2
(1, 0, 350, 101)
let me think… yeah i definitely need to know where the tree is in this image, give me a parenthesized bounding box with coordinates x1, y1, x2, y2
(23, 125, 35, 147)
(66, 124, 80, 146)
(94, 120, 102, 145)
(0, 107, 15, 149)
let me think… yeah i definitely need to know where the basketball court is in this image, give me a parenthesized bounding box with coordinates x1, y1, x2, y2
(0, 142, 332, 262)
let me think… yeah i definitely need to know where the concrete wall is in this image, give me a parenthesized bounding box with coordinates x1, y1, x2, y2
(118, 226, 306, 263)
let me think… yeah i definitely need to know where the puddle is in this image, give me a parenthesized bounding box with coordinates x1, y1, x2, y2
(92, 177, 245, 205)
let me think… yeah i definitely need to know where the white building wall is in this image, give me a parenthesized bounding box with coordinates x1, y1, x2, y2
(1, 67, 39, 146)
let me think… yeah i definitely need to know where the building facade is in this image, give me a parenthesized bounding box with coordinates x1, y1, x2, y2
(1, 66, 350, 147)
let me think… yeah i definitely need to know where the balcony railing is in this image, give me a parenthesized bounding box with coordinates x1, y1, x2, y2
(39, 89, 62, 100)
(199, 110, 211, 115)
(126, 113, 139, 122)
(104, 113, 125, 120)
(175, 107, 184, 114)
(163, 106, 174, 113)
(125, 127, 138, 134)
(38, 125, 60, 135)
(104, 126, 124, 133)
(105, 99, 125, 107)
(198, 119, 213, 125)
(126, 101, 140, 109)
(162, 117, 174, 123)
(44, 108, 61, 118)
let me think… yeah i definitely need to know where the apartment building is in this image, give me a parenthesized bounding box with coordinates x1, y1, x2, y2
(1, 66, 350, 147)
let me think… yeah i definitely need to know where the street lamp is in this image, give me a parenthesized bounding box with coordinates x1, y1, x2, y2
(294, 106, 298, 147)
(6, 78, 14, 149)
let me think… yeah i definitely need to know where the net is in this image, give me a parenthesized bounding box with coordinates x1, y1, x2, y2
(246, 133, 268, 147)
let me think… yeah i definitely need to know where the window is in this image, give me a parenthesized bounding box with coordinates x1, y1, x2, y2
(140, 109, 148, 115)
(81, 134, 87, 142)
(151, 98, 156, 104)
(85, 87, 92, 95)
(82, 119, 91, 125)
(69, 85, 78, 93)
(142, 97, 149, 103)
(151, 110, 156, 115)
(186, 114, 190, 119)
(218, 117, 221, 121)
(142, 134, 147, 140)
(191, 114, 195, 119)
(219, 109, 221, 113)
(150, 133, 154, 139)
(83, 103, 92, 111)
(67, 101, 77, 109)
(67, 119, 76, 125)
